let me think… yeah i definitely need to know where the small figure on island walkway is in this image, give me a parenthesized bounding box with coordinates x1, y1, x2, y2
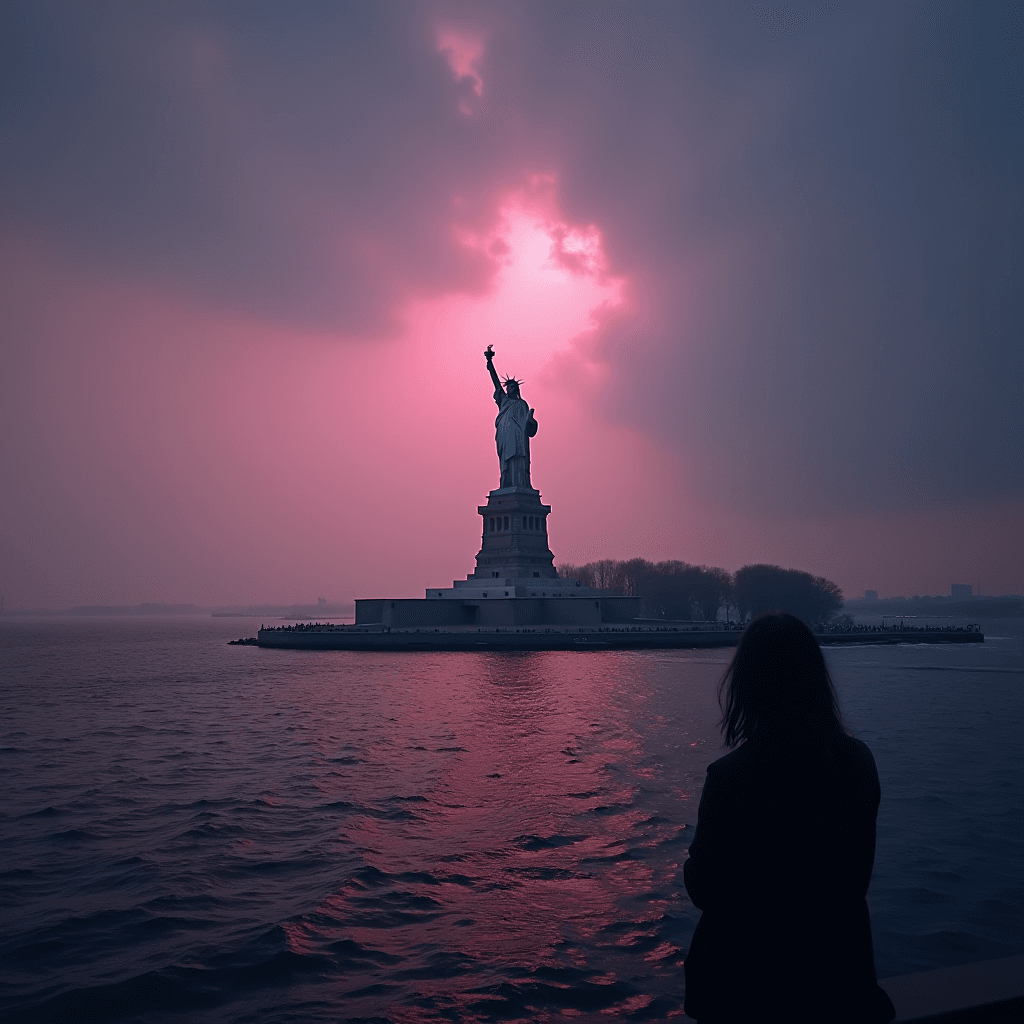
(485, 345, 537, 489)
(682, 613, 896, 1023)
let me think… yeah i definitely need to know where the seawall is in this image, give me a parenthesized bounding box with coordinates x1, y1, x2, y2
(253, 624, 984, 651)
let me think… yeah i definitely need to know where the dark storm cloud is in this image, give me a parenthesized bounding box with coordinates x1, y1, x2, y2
(480, 2, 1022, 514)
(1, 1, 513, 334)
(2, 1, 1020, 516)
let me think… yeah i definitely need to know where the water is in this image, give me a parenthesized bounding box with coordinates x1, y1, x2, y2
(2, 616, 1021, 1022)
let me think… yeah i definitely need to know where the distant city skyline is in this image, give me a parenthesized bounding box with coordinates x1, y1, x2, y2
(1, 2, 1020, 607)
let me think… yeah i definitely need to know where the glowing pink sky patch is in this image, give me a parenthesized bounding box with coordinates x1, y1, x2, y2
(432, 185, 623, 375)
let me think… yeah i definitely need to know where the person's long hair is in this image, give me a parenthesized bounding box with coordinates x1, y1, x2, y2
(719, 613, 845, 748)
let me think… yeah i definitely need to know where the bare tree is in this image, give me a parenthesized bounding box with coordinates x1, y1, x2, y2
(618, 558, 654, 598)
(733, 564, 843, 625)
(591, 559, 622, 591)
(693, 566, 733, 622)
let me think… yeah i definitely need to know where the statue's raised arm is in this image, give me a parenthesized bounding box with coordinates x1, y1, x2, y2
(484, 345, 502, 396)
(484, 345, 537, 489)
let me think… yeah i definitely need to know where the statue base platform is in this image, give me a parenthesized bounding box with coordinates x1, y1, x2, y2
(353, 592, 641, 629)
(467, 486, 559, 582)
(346, 483, 638, 629)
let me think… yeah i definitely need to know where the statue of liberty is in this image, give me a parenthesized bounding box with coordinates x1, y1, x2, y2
(485, 345, 537, 489)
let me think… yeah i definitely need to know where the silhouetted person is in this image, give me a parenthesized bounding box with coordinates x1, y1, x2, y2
(683, 614, 896, 1023)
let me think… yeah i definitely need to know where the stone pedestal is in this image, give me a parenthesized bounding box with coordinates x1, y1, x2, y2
(351, 483, 642, 630)
(468, 486, 558, 582)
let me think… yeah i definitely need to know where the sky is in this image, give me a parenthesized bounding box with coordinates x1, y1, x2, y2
(1, 0, 1021, 608)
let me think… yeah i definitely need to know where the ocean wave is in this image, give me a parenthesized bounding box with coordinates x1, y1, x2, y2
(514, 833, 588, 850)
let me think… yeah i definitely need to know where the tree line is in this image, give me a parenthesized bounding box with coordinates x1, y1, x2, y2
(557, 560, 844, 625)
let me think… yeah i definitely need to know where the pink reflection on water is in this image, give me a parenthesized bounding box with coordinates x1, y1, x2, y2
(285, 650, 699, 1016)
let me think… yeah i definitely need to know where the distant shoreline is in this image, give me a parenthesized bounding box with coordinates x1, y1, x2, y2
(847, 595, 1022, 618)
(0, 602, 355, 618)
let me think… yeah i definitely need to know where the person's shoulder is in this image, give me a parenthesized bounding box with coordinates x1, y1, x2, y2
(833, 733, 882, 800)
(706, 743, 754, 777)
(837, 733, 877, 767)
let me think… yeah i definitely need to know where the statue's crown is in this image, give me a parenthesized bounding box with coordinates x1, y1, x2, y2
(502, 375, 523, 388)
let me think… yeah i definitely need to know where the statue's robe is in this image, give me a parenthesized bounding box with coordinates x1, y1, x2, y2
(494, 390, 535, 488)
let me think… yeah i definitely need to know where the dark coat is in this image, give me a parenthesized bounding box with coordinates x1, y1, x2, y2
(683, 732, 896, 1023)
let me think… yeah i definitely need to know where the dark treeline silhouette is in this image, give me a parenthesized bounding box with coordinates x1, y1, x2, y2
(558, 560, 843, 625)
(733, 564, 844, 625)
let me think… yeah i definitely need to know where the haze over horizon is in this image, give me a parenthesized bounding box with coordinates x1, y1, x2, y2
(2, 1, 1021, 610)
